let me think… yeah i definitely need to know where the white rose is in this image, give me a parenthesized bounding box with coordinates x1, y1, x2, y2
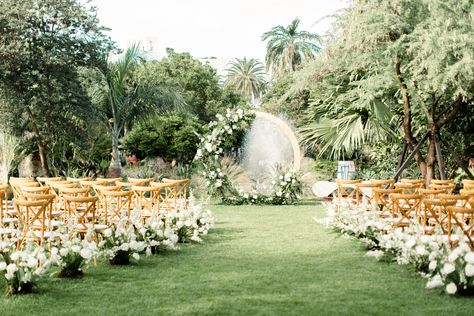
(177, 221, 184, 228)
(71, 245, 81, 253)
(27, 257, 38, 268)
(426, 275, 443, 289)
(103, 229, 112, 238)
(5, 264, 18, 280)
(119, 243, 130, 251)
(405, 238, 416, 248)
(428, 260, 437, 271)
(196, 149, 202, 157)
(465, 263, 474, 277)
(80, 248, 93, 260)
(446, 282, 457, 295)
(442, 263, 455, 275)
(415, 245, 426, 256)
(465, 252, 474, 264)
(10, 252, 19, 261)
(60, 248, 69, 257)
(205, 143, 213, 152)
(215, 180, 222, 188)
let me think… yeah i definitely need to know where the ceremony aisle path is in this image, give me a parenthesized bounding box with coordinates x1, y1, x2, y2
(2, 202, 474, 315)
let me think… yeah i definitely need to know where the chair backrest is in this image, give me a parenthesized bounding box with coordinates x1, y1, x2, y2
(95, 177, 123, 185)
(58, 187, 89, 197)
(11, 181, 40, 199)
(36, 177, 62, 186)
(419, 188, 447, 199)
(19, 186, 52, 195)
(0, 184, 9, 218)
(101, 190, 133, 224)
(116, 180, 146, 189)
(464, 183, 474, 191)
(422, 199, 457, 233)
(13, 198, 52, 246)
(400, 179, 425, 185)
(66, 177, 93, 183)
(132, 185, 164, 219)
(370, 179, 395, 188)
(394, 182, 422, 194)
(128, 177, 155, 185)
(446, 206, 474, 248)
(462, 179, 474, 186)
(429, 183, 455, 193)
(430, 179, 455, 185)
(63, 195, 98, 231)
(390, 193, 422, 226)
(438, 193, 470, 208)
(155, 179, 190, 208)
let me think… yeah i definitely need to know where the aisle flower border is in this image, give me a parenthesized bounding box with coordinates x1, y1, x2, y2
(194, 108, 302, 205)
(319, 200, 474, 295)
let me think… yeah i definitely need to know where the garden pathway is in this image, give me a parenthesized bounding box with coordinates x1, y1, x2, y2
(2, 202, 474, 315)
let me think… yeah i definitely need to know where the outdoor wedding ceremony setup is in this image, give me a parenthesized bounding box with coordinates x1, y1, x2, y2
(1, 0, 474, 315)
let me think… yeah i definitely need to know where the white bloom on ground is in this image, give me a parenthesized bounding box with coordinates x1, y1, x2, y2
(5, 263, 18, 280)
(176, 221, 184, 228)
(60, 248, 69, 257)
(415, 245, 426, 256)
(429, 260, 437, 271)
(442, 262, 455, 275)
(71, 245, 81, 253)
(405, 237, 416, 248)
(119, 243, 130, 251)
(465, 263, 474, 277)
(205, 142, 213, 152)
(132, 253, 140, 261)
(215, 179, 222, 188)
(10, 252, 19, 261)
(103, 228, 112, 238)
(196, 149, 202, 157)
(446, 282, 457, 294)
(426, 275, 444, 289)
(465, 252, 474, 264)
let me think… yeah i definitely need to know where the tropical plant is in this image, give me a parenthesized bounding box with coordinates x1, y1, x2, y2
(261, 18, 321, 77)
(91, 44, 179, 176)
(224, 57, 266, 102)
(294, 0, 474, 182)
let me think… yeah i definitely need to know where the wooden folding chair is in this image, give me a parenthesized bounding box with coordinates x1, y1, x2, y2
(19, 185, 51, 195)
(390, 193, 422, 227)
(101, 190, 133, 224)
(11, 181, 40, 199)
(422, 199, 457, 234)
(14, 198, 59, 248)
(447, 206, 474, 249)
(438, 193, 470, 208)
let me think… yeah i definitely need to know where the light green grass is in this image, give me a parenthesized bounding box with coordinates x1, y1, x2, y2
(1, 202, 473, 315)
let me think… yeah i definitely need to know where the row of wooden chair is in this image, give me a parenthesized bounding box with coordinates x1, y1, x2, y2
(1, 176, 190, 248)
(336, 178, 474, 248)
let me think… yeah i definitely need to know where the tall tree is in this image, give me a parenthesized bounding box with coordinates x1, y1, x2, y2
(0, 0, 114, 176)
(261, 18, 321, 77)
(224, 57, 266, 103)
(295, 0, 474, 183)
(91, 44, 180, 176)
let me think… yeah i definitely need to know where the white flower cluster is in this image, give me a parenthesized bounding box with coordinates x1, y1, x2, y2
(164, 204, 215, 243)
(0, 238, 54, 294)
(322, 201, 474, 295)
(99, 220, 147, 262)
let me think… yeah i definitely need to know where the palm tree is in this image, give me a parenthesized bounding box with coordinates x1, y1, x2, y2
(261, 18, 321, 77)
(224, 57, 266, 102)
(92, 44, 179, 176)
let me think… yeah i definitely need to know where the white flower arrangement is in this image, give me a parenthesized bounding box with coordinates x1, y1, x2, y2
(99, 220, 147, 265)
(322, 200, 474, 295)
(0, 237, 54, 295)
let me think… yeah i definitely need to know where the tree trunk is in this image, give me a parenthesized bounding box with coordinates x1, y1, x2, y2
(108, 130, 122, 177)
(425, 135, 436, 185)
(25, 107, 49, 176)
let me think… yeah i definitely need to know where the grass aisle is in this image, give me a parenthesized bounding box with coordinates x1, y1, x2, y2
(1, 202, 474, 315)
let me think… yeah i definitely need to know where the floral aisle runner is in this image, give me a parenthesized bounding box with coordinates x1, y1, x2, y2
(317, 200, 474, 295)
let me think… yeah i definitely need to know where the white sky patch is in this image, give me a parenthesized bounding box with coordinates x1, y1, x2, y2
(92, 0, 348, 62)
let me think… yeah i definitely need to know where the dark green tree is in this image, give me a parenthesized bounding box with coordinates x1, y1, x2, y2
(0, 0, 114, 175)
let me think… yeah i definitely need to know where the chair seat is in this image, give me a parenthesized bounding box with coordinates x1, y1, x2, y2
(94, 224, 109, 232)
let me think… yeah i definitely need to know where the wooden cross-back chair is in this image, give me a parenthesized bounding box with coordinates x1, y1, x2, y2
(419, 188, 446, 200)
(160, 178, 190, 209)
(447, 206, 474, 249)
(19, 193, 59, 220)
(132, 186, 164, 221)
(92, 185, 121, 217)
(394, 182, 422, 194)
(390, 193, 422, 227)
(116, 180, 147, 191)
(370, 179, 395, 189)
(150, 181, 182, 210)
(459, 189, 474, 208)
(128, 177, 155, 185)
(429, 183, 455, 194)
(372, 188, 403, 217)
(101, 190, 133, 224)
(431, 179, 455, 185)
(400, 179, 425, 186)
(422, 199, 457, 235)
(438, 194, 470, 208)
(63, 195, 107, 236)
(14, 198, 59, 248)
(19, 186, 51, 195)
(336, 179, 362, 206)
(36, 177, 62, 186)
(354, 182, 381, 208)
(11, 181, 40, 199)
(95, 178, 123, 185)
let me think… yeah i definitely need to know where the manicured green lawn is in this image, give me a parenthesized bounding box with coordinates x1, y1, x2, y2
(1, 201, 474, 315)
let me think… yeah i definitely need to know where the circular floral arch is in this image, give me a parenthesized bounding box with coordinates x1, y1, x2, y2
(194, 108, 302, 205)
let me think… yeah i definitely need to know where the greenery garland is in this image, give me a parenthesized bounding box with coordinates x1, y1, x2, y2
(194, 108, 302, 205)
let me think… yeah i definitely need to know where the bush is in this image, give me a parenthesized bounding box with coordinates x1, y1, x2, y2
(123, 113, 203, 163)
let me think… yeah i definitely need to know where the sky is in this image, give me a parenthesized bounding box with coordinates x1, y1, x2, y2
(92, 0, 348, 63)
